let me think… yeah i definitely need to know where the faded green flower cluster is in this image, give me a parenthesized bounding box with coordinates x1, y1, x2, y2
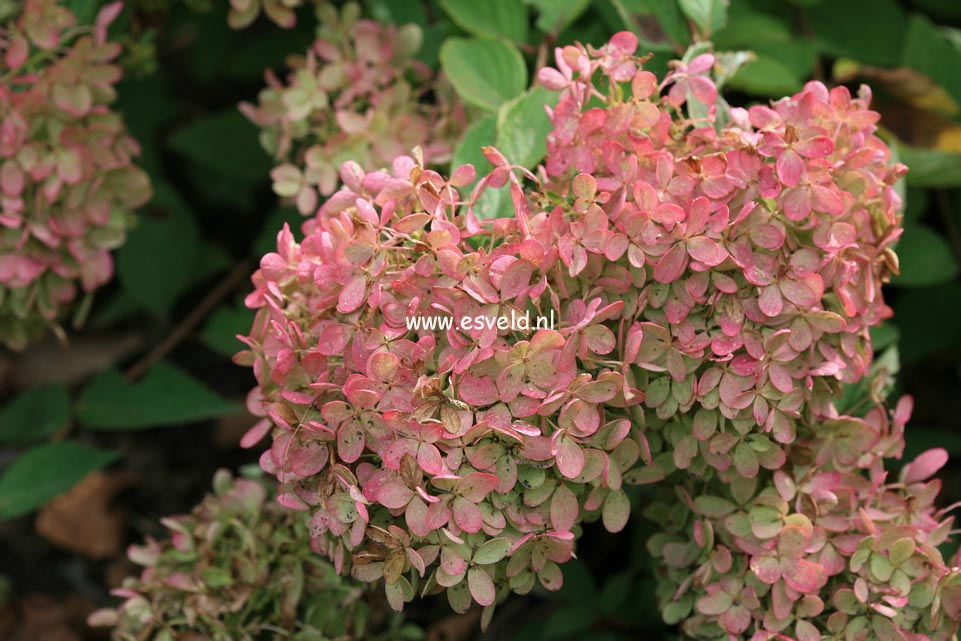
(90, 470, 423, 641)
(241, 2, 464, 215)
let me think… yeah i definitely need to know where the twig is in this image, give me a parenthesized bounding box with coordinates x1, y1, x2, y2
(124, 257, 256, 381)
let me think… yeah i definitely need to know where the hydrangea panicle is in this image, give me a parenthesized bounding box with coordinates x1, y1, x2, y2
(238, 31, 957, 640)
(0, 0, 151, 349)
(90, 469, 416, 641)
(240, 2, 464, 216)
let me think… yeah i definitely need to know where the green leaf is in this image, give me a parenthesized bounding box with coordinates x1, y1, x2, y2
(608, 0, 690, 52)
(893, 223, 958, 287)
(801, 0, 905, 67)
(473, 185, 514, 220)
(192, 241, 232, 285)
(439, 0, 528, 43)
(365, 0, 428, 26)
(167, 110, 271, 180)
(871, 323, 900, 351)
(201, 304, 255, 357)
(65, 0, 98, 24)
(115, 73, 177, 180)
(117, 184, 200, 318)
(899, 145, 961, 188)
(678, 0, 728, 38)
(76, 361, 240, 430)
(714, 9, 790, 45)
(0, 442, 119, 519)
(418, 20, 453, 68)
(713, 11, 816, 80)
(0, 386, 70, 444)
(452, 114, 497, 178)
(909, 0, 961, 20)
(902, 13, 961, 108)
(726, 55, 803, 97)
(452, 114, 513, 220)
(525, 0, 590, 34)
(494, 86, 559, 169)
(440, 37, 527, 112)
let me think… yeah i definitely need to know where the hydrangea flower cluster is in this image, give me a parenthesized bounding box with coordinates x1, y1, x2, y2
(236, 148, 643, 614)
(90, 470, 418, 641)
(240, 2, 464, 216)
(0, 0, 151, 349)
(535, 35, 960, 641)
(227, 0, 312, 30)
(238, 30, 958, 636)
(649, 409, 961, 641)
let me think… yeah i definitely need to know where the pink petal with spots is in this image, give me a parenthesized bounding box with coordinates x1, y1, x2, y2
(554, 434, 585, 478)
(781, 186, 812, 221)
(337, 276, 367, 313)
(795, 135, 834, 158)
(776, 149, 803, 187)
(653, 243, 689, 283)
(687, 236, 727, 266)
(452, 497, 483, 533)
(758, 284, 783, 317)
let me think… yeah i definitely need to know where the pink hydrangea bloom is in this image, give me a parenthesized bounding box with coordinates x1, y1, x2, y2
(237, 149, 639, 613)
(239, 32, 958, 637)
(0, 0, 151, 349)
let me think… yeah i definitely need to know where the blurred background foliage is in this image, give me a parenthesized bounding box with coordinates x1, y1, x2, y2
(1, 0, 960, 640)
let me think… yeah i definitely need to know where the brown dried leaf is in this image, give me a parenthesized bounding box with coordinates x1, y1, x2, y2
(35, 471, 131, 560)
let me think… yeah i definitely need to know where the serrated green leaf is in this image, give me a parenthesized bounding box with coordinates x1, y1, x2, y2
(440, 37, 527, 112)
(76, 361, 240, 430)
(439, 0, 528, 43)
(494, 86, 558, 169)
(0, 442, 119, 519)
(0, 386, 70, 444)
